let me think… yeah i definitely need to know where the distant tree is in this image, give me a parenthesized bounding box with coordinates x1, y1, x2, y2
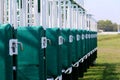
(97, 20, 118, 31)
(112, 23, 118, 31)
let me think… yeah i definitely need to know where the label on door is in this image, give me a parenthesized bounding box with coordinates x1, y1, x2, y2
(76, 34, 80, 41)
(69, 35, 73, 43)
(41, 37, 47, 49)
(59, 36, 63, 45)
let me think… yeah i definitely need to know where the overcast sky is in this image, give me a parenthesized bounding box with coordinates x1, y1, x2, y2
(84, 0, 120, 24)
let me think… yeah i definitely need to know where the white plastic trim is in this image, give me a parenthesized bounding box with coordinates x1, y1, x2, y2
(73, 61, 79, 67)
(79, 58, 84, 63)
(64, 67, 72, 74)
(47, 78, 54, 80)
(55, 75, 62, 80)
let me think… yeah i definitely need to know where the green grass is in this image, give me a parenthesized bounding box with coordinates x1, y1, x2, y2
(79, 34, 120, 80)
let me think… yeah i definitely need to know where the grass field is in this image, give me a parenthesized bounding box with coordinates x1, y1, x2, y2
(79, 34, 120, 80)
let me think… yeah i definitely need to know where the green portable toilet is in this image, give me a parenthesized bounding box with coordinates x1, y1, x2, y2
(61, 29, 72, 70)
(81, 30, 88, 72)
(90, 31, 93, 52)
(87, 30, 90, 55)
(92, 31, 97, 62)
(88, 31, 91, 54)
(76, 30, 81, 61)
(85, 30, 88, 55)
(95, 32, 97, 49)
(85, 30, 90, 56)
(46, 28, 62, 79)
(90, 31, 96, 65)
(0, 24, 13, 80)
(84, 30, 89, 70)
(89, 31, 93, 65)
(92, 31, 94, 50)
(87, 31, 89, 54)
(88, 30, 91, 60)
(81, 30, 86, 57)
(76, 30, 82, 60)
(94, 32, 96, 49)
(94, 31, 97, 61)
(86, 30, 91, 69)
(88, 31, 90, 54)
(88, 31, 92, 63)
(78, 30, 85, 78)
(61, 28, 74, 80)
(71, 29, 81, 80)
(83, 30, 88, 70)
(89, 31, 91, 52)
(90, 31, 93, 51)
(94, 31, 97, 49)
(71, 29, 78, 64)
(16, 26, 46, 80)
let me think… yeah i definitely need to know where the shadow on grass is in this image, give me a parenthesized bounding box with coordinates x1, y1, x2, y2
(79, 63, 120, 80)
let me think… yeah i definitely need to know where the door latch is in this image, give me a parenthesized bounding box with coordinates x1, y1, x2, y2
(9, 39, 23, 56)
(41, 37, 47, 49)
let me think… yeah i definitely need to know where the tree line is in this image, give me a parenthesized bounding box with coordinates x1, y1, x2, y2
(97, 20, 119, 32)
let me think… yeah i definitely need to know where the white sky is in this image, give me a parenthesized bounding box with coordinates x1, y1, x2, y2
(84, 0, 120, 24)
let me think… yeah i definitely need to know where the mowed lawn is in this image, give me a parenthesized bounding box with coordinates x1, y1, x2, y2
(79, 34, 120, 80)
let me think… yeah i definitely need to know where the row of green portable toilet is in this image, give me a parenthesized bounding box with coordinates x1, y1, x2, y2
(77, 30, 97, 78)
(83, 31, 97, 56)
(0, 25, 64, 80)
(0, 24, 46, 80)
(0, 24, 97, 80)
(90, 31, 97, 52)
(46, 28, 98, 79)
(46, 28, 81, 79)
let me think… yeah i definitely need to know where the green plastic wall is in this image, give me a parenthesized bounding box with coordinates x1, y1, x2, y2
(61, 29, 72, 69)
(81, 30, 86, 57)
(46, 28, 62, 78)
(71, 29, 78, 63)
(85, 30, 89, 55)
(78, 30, 82, 59)
(0, 24, 13, 80)
(16, 27, 46, 80)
